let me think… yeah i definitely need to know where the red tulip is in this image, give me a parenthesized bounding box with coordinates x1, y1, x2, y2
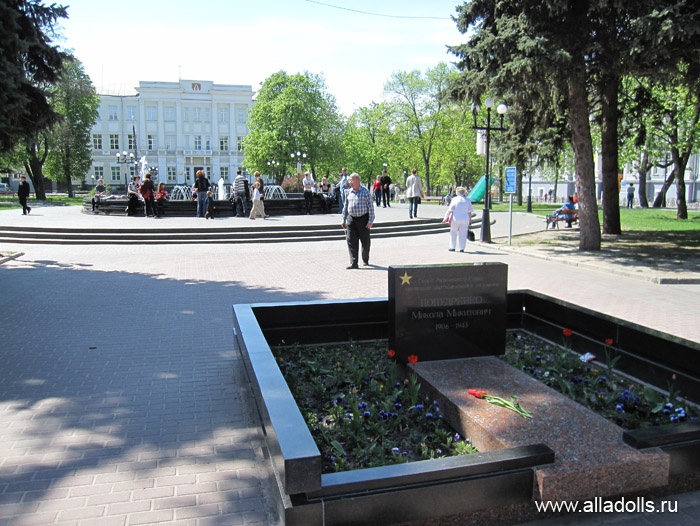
(387, 349, 396, 358)
(468, 388, 487, 399)
(562, 328, 573, 337)
(407, 354, 419, 364)
(605, 338, 614, 346)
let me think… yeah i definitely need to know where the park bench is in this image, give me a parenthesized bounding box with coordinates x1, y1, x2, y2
(545, 211, 579, 229)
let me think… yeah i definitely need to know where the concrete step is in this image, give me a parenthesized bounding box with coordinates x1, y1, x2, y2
(0, 218, 473, 245)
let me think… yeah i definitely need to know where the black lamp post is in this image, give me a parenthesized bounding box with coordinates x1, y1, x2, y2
(116, 150, 137, 193)
(471, 98, 507, 243)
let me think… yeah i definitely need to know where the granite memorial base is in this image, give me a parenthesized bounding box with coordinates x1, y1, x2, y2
(233, 293, 700, 525)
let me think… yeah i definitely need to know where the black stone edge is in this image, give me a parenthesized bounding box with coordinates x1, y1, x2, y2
(509, 289, 700, 352)
(622, 422, 700, 476)
(233, 303, 322, 494)
(307, 443, 554, 499)
(288, 470, 535, 526)
(622, 421, 700, 448)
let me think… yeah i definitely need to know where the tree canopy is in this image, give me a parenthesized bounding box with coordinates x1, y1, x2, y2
(0, 0, 68, 154)
(243, 71, 344, 183)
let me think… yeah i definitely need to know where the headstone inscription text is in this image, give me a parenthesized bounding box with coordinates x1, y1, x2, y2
(388, 263, 508, 362)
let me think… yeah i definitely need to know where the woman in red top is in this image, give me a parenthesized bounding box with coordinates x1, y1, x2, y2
(372, 175, 382, 207)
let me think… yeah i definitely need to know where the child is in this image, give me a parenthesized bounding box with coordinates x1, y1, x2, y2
(249, 181, 269, 220)
(154, 182, 168, 218)
(205, 190, 215, 219)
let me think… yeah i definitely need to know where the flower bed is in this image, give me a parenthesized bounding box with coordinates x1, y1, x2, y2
(503, 330, 699, 429)
(273, 341, 476, 473)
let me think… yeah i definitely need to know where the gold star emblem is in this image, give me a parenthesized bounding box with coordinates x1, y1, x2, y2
(400, 272, 412, 285)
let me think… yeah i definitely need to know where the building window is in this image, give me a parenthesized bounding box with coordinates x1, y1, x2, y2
(236, 107, 247, 123)
(220, 166, 229, 180)
(128, 134, 135, 150)
(205, 137, 211, 150)
(204, 108, 210, 122)
(219, 136, 228, 151)
(165, 135, 176, 150)
(108, 105, 118, 121)
(109, 134, 119, 150)
(219, 107, 228, 123)
(148, 135, 157, 150)
(183, 107, 189, 122)
(111, 166, 121, 182)
(93, 166, 104, 179)
(127, 106, 136, 122)
(193, 108, 201, 122)
(167, 166, 176, 181)
(237, 136, 244, 152)
(194, 135, 202, 150)
(92, 134, 102, 150)
(164, 106, 175, 121)
(146, 106, 157, 121)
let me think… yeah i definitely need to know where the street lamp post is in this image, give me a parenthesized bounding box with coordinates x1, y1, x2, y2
(116, 150, 137, 193)
(471, 98, 507, 243)
(291, 151, 307, 175)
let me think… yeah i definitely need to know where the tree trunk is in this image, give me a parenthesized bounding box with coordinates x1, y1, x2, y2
(671, 149, 689, 219)
(600, 75, 621, 234)
(637, 148, 652, 208)
(568, 66, 601, 251)
(24, 157, 47, 200)
(652, 168, 675, 208)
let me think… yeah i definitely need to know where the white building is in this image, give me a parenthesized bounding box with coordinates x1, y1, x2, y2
(90, 80, 254, 191)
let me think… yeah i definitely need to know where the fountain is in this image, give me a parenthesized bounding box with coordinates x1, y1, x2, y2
(169, 185, 194, 201)
(264, 185, 287, 199)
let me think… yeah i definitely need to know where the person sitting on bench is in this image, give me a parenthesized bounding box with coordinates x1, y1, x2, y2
(550, 195, 577, 228)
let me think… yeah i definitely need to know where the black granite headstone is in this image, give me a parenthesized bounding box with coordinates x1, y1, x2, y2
(388, 263, 508, 362)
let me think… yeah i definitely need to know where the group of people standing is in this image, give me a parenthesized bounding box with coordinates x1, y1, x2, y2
(127, 172, 169, 218)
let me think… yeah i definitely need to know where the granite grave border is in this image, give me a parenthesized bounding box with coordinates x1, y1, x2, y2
(233, 292, 700, 525)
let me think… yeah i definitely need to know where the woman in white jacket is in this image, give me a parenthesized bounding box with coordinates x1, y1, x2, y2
(404, 168, 424, 219)
(446, 187, 473, 252)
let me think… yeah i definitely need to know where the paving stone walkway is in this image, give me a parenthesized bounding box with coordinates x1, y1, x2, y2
(0, 204, 698, 525)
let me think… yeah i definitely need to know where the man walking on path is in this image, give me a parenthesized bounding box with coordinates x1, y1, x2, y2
(342, 173, 375, 269)
(380, 169, 392, 207)
(17, 175, 31, 215)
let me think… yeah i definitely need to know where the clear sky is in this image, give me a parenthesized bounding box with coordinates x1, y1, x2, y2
(59, 0, 464, 115)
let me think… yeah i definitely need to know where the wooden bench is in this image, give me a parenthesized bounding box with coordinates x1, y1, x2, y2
(545, 212, 578, 229)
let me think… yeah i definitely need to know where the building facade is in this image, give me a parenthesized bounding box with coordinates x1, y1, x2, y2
(90, 80, 254, 191)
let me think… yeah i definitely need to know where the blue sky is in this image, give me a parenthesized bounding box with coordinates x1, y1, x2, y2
(60, 0, 464, 115)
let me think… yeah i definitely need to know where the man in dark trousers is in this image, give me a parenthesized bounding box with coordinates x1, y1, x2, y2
(18, 175, 31, 215)
(233, 170, 249, 217)
(380, 169, 392, 207)
(341, 173, 375, 269)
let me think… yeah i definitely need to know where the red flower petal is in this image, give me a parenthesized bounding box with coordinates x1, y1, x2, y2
(605, 338, 614, 346)
(468, 388, 487, 399)
(387, 349, 396, 358)
(562, 328, 573, 337)
(407, 354, 419, 364)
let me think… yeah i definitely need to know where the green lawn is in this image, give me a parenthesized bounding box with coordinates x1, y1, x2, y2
(0, 195, 85, 207)
(490, 202, 700, 232)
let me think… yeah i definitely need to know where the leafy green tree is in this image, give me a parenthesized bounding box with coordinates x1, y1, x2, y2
(0, 0, 67, 154)
(384, 63, 457, 196)
(45, 57, 99, 197)
(244, 71, 344, 184)
(343, 103, 394, 185)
